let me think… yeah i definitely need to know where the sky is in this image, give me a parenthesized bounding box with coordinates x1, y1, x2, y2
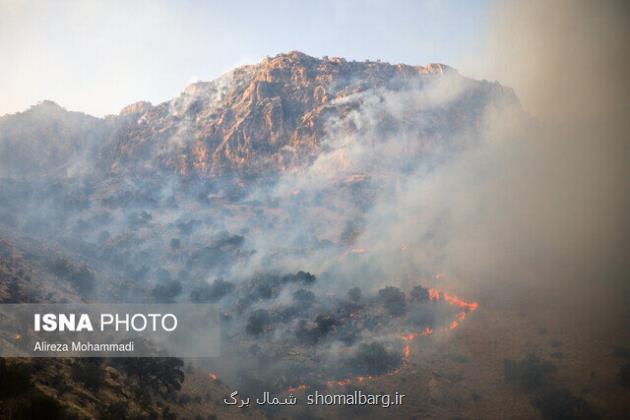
(0, 0, 490, 117)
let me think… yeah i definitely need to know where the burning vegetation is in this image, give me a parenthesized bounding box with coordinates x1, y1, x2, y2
(205, 271, 478, 394)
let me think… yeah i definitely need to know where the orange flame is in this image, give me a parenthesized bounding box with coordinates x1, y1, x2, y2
(403, 345, 411, 360)
(209, 372, 217, 381)
(282, 279, 478, 393)
(286, 384, 308, 393)
(443, 292, 478, 311)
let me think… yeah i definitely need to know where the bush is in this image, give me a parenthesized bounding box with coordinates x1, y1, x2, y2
(378, 286, 407, 316)
(410, 285, 430, 301)
(532, 388, 598, 420)
(504, 353, 556, 391)
(348, 342, 402, 376)
(71, 360, 104, 392)
(296, 314, 338, 344)
(12, 393, 69, 420)
(114, 357, 185, 396)
(99, 401, 129, 419)
(347, 287, 362, 302)
(246, 309, 271, 335)
(0, 359, 31, 399)
(47, 257, 95, 294)
(151, 280, 182, 303)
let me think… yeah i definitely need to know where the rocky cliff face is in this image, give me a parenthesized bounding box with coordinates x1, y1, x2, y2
(0, 51, 517, 179)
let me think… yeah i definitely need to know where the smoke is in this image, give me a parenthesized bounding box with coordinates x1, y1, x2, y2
(477, 0, 630, 124)
(393, 0, 630, 311)
(1, 5, 628, 396)
(236, 0, 630, 326)
(481, 0, 629, 295)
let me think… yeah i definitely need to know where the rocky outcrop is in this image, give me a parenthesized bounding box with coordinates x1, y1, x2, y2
(0, 51, 517, 179)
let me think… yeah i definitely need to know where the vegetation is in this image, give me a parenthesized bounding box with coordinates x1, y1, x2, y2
(378, 286, 407, 316)
(47, 257, 95, 294)
(113, 357, 185, 396)
(504, 353, 556, 391)
(532, 388, 599, 420)
(0, 359, 71, 419)
(349, 342, 402, 376)
(71, 359, 104, 392)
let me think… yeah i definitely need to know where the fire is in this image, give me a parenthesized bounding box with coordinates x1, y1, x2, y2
(286, 384, 308, 393)
(400, 326, 433, 343)
(428, 287, 441, 301)
(443, 292, 479, 311)
(209, 372, 217, 381)
(281, 278, 478, 393)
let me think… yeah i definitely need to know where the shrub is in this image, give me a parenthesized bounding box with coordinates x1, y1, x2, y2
(347, 287, 362, 302)
(151, 280, 182, 303)
(348, 342, 402, 376)
(532, 388, 598, 420)
(12, 393, 68, 419)
(246, 309, 271, 335)
(47, 257, 95, 294)
(114, 357, 185, 396)
(504, 353, 556, 391)
(71, 359, 104, 392)
(0, 359, 31, 399)
(99, 401, 129, 419)
(378, 286, 407, 316)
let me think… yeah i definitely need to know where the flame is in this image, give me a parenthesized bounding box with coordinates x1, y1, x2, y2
(428, 287, 441, 300)
(443, 292, 479, 311)
(286, 384, 308, 393)
(280, 279, 478, 393)
(209, 372, 217, 381)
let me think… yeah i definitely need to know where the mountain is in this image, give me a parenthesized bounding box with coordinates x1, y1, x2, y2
(0, 52, 524, 419)
(0, 101, 108, 177)
(0, 51, 518, 179)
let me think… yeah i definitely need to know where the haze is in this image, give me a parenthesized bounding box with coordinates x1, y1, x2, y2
(1, 0, 489, 117)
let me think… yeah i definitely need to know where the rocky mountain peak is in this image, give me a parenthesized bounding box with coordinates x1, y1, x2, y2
(1, 52, 517, 179)
(119, 101, 153, 116)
